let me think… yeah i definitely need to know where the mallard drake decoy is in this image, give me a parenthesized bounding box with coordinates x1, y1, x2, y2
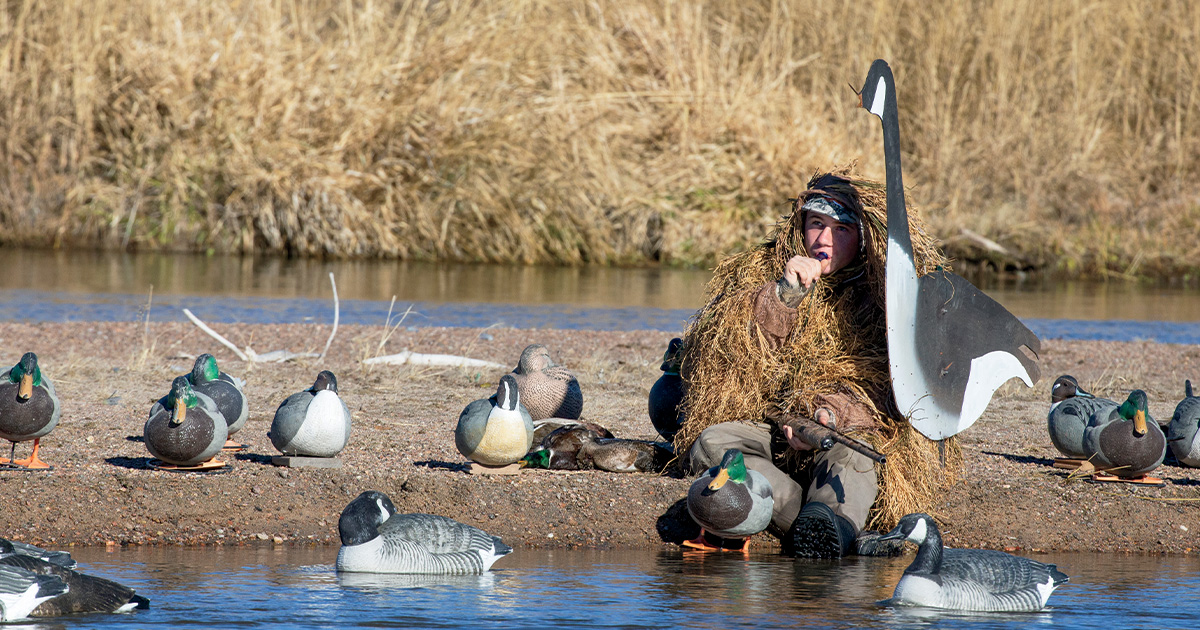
(144, 376, 228, 467)
(269, 371, 352, 458)
(0, 540, 149, 616)
(576, 438, 673, 473)
(684, 449, 773, 551)
(0, 352, 62, 469)
(1168, 380, 1200, 467)
(530, 418, 613, 447)
(336, 490, 512, 574)
(0, 564, 67, 622)
(522, 423, 606, 470)
(859, 59, 1040, 440)
(879, 513, 1068, 612)
(510, 344, 583, 422)
(1082, 389, 1165, 478)
(455, 374, 534, 467)
(648, 337, 685, 441)
(1047, 375, 1120, 459)
(187, 354, 248, 446)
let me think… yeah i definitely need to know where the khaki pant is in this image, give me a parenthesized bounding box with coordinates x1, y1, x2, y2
(686, 421, 878, 534)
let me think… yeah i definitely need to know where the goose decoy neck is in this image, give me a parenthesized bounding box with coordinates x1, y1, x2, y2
(190, 353, 220, 385)
(494, 374, 520, 411)
(311, 370, 338, 393)
(338, 491, 397, 545)
(660, 338, 683, 374)
(882, 513, 943, 574)
(858, 58, 911, 256)
(708, 449, 747, 490)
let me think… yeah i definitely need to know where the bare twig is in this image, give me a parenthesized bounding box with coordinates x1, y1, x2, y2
(319, 272, 339, 362)
(182, 308, 250, 362)
(364, 351, 505, 368)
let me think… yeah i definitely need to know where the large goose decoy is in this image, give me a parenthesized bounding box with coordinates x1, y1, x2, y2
(1168, 380, 1200, 467)
(858, 60, 1041, 439)
(269, 371, 352, 458)
(510, 344, 583, 422)
(0, 564, 67, 622)
(683, 449, 773, 552)
(1047, 375, 1120, 459)
(144, 376, 228, 467)
(336, 490, 512, 574)
(879, 513, 1068, 612)
(1081, 389, 1165, 478)
(187, 354, 248, 448)
(648, 337, 686, 441)
(0, 352, 62, 469)
(0, 540, 149, 616)
(455, 374, 535, 468)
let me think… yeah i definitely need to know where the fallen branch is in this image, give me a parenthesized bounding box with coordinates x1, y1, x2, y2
(319, 272, 339, 362)
(364, 350, 505, 369)
(182, 309, 250, 362)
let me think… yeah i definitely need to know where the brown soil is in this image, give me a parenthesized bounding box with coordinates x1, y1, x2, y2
(2, 322, 1199, 555)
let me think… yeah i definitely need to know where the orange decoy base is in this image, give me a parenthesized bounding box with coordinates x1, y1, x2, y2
(681, 530, 751, 554)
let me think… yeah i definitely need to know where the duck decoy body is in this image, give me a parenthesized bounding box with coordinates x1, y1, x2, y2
(576, 438, 673, 473)
(648, 337, 685, 441)
(510, 344, 583, 422)
(1082, 389, 1165, 477)
(880, 513, 1068, 612)
(269, 370, 352, 458)
(686, 449, 774, 540)
(1047, 375, 1120, 458)
(336, 490, 512, 574)
(523, 423, 607, 470)
(455, 374, 535, 467)
(187, 354, 248, 437)
(144, 376, 228, 466)
(0, 352, 62, 469)
(1168, 380, 1200, 467)
(859, 59, 1041, 440)
(0, 564, 67, 622)
(0, 541, 149, 616)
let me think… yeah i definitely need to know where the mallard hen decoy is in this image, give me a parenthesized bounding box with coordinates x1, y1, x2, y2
(1082, 389, 1165, 477)
(879, 513, 1068, 612)
(0, 352, 61, 469)
(0, 541, 149, 616)
(684, 449, 773, 551)
(1167, 380, 1200, 467)
(455, 374, 534, 468)
(187, 354, 248, 447)
(0, 564, 67, 622)
(336, 490, 512, 574)
(576, 438, 672, 473)
(1047, 375, 1119, 459)
(510, 344, 583, 422)
(269, 371, 352, 458)
(144, 376, 228, 467)
(648, 337, 685, 441)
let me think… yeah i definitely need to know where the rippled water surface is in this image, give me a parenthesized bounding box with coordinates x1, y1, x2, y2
(16, 547, 1200, 630)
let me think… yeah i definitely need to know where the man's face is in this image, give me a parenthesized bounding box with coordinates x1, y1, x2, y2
(802, 212, 859, 275)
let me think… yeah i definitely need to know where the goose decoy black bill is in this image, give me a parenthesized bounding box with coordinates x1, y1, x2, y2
(187, 354, 248, 448)
(1168, 380, 1200, 467)
(858, 60, 1041, 440)
(0, 541, 149, 617)
(0, 352, 62, 470)
(879, 513, 1068, 612)
(269, 370, 352, 458)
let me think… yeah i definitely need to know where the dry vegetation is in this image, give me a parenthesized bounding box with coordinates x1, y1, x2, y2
(1, 0, 1198, 277)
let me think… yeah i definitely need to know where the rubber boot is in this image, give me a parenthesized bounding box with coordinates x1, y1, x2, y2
(781, 501, 856, 558)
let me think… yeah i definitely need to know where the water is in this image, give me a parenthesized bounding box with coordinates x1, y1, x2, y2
(17, 546, 1200, 629)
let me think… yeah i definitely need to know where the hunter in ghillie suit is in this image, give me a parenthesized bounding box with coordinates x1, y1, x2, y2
(676, 168, 957, 558)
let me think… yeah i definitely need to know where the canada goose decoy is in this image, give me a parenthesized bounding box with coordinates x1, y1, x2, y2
(0, 541, 149, 616)
(858, 59, 1041, 440)
(510, 344, 583, 422)
(879, 513, 1068, 612)
(1047, 375, 1120, 459)
(683, 449, 773, 552)
(455, 374, 535, 469)
(0, 564, 68, 622)
(1168, 380, 1200, 467)
(576, 438, 673, 473)
(144, 376, 228, 469)
(187, 354, 248, 450)
(648, 337, 685, 441)
(269, 371, 352, 459)
(0, 352, 62, 470)
(1082, 389, 1165, 478)
(336, 490, 512, 574)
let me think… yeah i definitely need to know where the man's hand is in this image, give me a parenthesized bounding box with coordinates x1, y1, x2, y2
(782, 255, 823, 289)
(782, 408, 835, 451)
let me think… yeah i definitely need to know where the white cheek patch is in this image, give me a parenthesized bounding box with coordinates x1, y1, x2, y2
(376, 498, 389, 522)
(908, 517, 927, 543)
(870, 76, 887, 118)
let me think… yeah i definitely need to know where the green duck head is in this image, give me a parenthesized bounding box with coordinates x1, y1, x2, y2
(1118, 390, 1150, 437)
(167, 376, 200, 426)
(9, 352, 43, 400)
(189, 353, 220, 385)
(708, 449, 749, 491)
(521, 448, 551, 469)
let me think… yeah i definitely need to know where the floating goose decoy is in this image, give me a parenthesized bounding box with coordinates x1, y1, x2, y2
(336, 490, 513, 574)
(858, 59, 1041, 440)
(648, 337, 685, 441)
(1168, 380, 1200, 467)
(1082, 389, 1165, 478)
(269, 370, 352, 458)
(683, 449, 773, 551)
(144, 376, 228, 467)
(187, 354, 248, 448)
(0, 538, 75, 569)
(1047, 375, 1120, 459)
(0, 564, 68, 622)
(455, 374, 534, 468)
(879, 513, 1068, 612)
(510, 344, 583, 422)
(576, 438, 673, 473)
(0, 352, 62, 470)
(0, 545, 149, 616)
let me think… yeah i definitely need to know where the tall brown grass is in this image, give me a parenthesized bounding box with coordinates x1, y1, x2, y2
(2, 0, 1197, 277)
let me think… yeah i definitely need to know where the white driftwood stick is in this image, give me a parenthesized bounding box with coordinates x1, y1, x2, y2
(182, 309, 250, 362)
(319, 272, 339, 362)
(248, 349, 319, 363)
(363, 350, 505, 369)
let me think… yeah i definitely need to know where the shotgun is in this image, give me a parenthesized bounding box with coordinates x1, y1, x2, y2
(764, 405, 886, 464)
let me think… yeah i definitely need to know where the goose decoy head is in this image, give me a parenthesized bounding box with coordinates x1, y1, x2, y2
(1118, 390, 1151, 437)
(1051, 375, 1093, 404)
(8, 352, 42, 400)
(706, 449, 748, 492)
(338, 490, 398, 545)
(492, 374, 521, 412)
(857, 59, 894, 121)
(311, 370, 339, 393)
(514, 344, 554, 374)
(660, 338, 683, 373)
(167, 376, 199, 426)
(879, 513, 935, 545)
(189, 353, 221, 385)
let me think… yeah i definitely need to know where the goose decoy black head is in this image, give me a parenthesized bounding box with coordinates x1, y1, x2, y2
(312, 370, 339, 393)
(338, 490, 398, 546)
(858, 59, 1041, 440)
